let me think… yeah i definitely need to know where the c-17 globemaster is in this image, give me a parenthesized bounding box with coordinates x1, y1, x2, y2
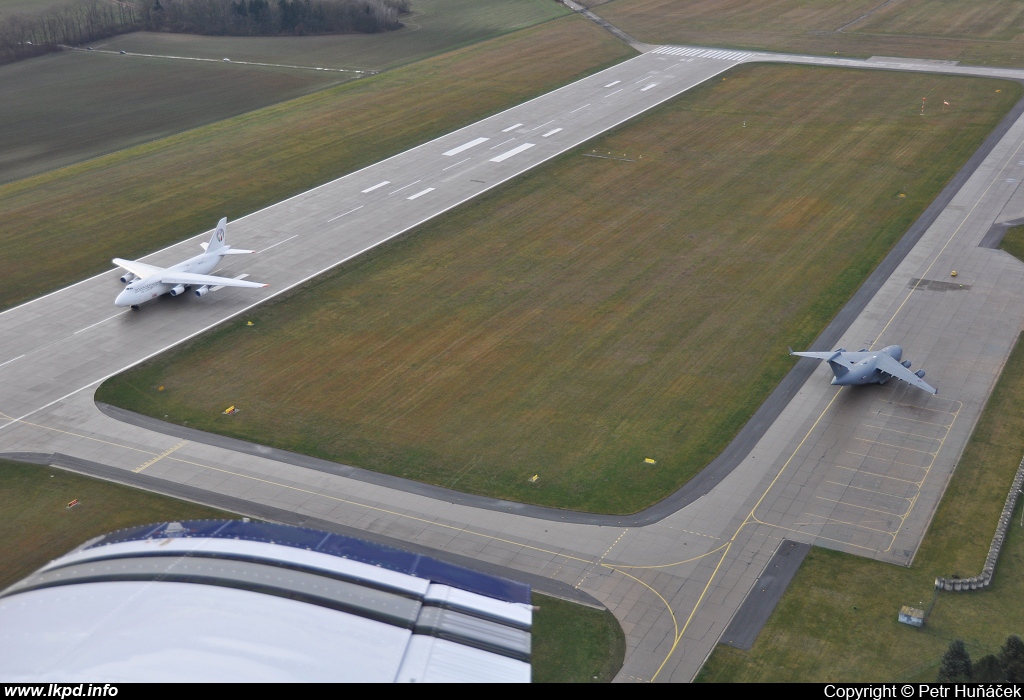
(113, 218, 268, 309)
(790, 345, 937, 394)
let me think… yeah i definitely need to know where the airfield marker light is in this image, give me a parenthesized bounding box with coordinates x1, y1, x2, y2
(224, 406, 237, 415)
(158, 386, 165, 391)
(247, 321, 254, 326)
(528, 474, 539, 483)
(951, 270, 957, 277)
(67, 499, 79, 509)
(644, 458, 657, 465)
(898, 193, 905, 198)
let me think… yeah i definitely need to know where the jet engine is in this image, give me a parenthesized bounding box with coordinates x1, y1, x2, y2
(119, 272, 136, 284)
(195, 285, 210, 297)
(915, 369, 926, 379)
(169, 284, 187, 297)
(902, 360, 912, 368)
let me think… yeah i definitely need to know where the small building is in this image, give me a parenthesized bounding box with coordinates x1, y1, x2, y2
(898, 605, 925, 627)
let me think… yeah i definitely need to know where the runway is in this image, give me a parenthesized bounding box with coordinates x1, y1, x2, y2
(4, 45, 1024, 681)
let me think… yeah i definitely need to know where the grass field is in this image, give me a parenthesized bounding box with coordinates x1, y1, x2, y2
(0, 458, 622, 681)
(0, 14, 632, 311)
(0, 0, 568, 184)
(696, 333, 1024, 682)
(0, 51, 343, 185)
(1000, 224, 1024, 261)
(598, 0, 1024, 66)
(532, 594, 625, 682)
(99, 0, 569, 71)
(97, 65, 1020, 514)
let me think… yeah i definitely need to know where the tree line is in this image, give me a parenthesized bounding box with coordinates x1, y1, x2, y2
(937, 635, 1024, 682)
(0, 0, 409, 65)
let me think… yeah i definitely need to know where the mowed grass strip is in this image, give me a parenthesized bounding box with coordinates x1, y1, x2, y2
(999, 224, 1024, 262)
(0, 459, 621, 682)
(0, 459, 235, 590)
(0, 14, 633, 311)
(98, 66, 1020, 514)
(599, 0, 1024, 66)
(532, 594, 625, 682)
(697, 332, 1024, 682)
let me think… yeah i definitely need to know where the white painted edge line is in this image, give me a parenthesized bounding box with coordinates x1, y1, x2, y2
(604, 89, 623, 98)
(327, 205, 364, 222)
(0, 51, 684, 321)
(442, 137, 489, 156)
(641, 83, 658, 91)
(604, 81, 620, 88)
(0, 57, 741, 436)
(361, 181, 390, 193)
(441, 157, 471, 172)
(569, 104, 590, 114)
(0, 354, 25, 369)
(388, 180, 421, 195)
(490, 143, 535, 163)
(490, 138, 515, 150)
(73, 310, 129, 335)
(502, 123, 523, 133)
(407, 187, 435, 201)
(256, 234, 298, 254)
(542, 128, 562, 138)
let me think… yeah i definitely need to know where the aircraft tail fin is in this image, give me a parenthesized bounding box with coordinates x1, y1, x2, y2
(207, 217, 229, 254)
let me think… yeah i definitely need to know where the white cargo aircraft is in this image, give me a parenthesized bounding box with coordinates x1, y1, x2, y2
(113, 218, 267, 309)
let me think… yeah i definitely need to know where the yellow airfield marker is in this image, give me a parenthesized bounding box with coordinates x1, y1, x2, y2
(528, 474, 539, 483)
(246, 321, 254, 326)
(644, 458, 657, 464)
(223, 406, 237, 415)
(158, 386, 165, 391)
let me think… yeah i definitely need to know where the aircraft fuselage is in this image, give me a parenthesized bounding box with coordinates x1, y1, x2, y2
(115, 252, 223, 307)
(829, 345, 903, 386)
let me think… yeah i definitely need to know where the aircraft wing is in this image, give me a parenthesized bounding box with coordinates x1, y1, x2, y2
(875, 353, 937, 394)
(159, 272, 268, 289)
(113, 258, 165, 279)
(790, 350, 840, 360)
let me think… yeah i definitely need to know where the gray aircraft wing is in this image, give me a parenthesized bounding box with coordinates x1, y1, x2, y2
(875, 353, 937, 394)
(159, 271, 267, 289)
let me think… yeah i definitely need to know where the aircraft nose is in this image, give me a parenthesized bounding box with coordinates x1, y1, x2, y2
(114, 289, 130, 307)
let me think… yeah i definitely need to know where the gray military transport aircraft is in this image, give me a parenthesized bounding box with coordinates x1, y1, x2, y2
(113, 218, 267, 309)
(790, 345, 937, 394)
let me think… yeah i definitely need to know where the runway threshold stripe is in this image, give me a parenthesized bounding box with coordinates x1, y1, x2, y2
(442, 137, 489, 156)
(490, 143, 535, 163)
(361, 181, 389, 193)
(542, 128, 562, 138)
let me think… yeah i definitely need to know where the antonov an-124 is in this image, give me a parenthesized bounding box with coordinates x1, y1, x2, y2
(113, 218, 268, 309)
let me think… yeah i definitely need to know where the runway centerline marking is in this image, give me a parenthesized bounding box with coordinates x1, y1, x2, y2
(604, 89, 623, 98)
(490, 143, 535, 163)
(542, 128, 562, 138)
(327, 205, 363, 222)
(501, 123, 523, 133)
(0, 355, 25, 369)
(489, 138, 515, 150)
(569, 104, 590, 114)
(74, 310, 129, 334)
(255, 235, 298, 254)
(531, 120, 555, 131)
(387, 180, 421, 195)
(407, 187, 435, 201)
(441, 158, 471, 171)
(604, 81, 620, 88)
(361, 181, 389, 193)
(443, 137, 489, 156)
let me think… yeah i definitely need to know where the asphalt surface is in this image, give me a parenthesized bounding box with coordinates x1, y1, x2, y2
(4, 44, 1024, 682)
